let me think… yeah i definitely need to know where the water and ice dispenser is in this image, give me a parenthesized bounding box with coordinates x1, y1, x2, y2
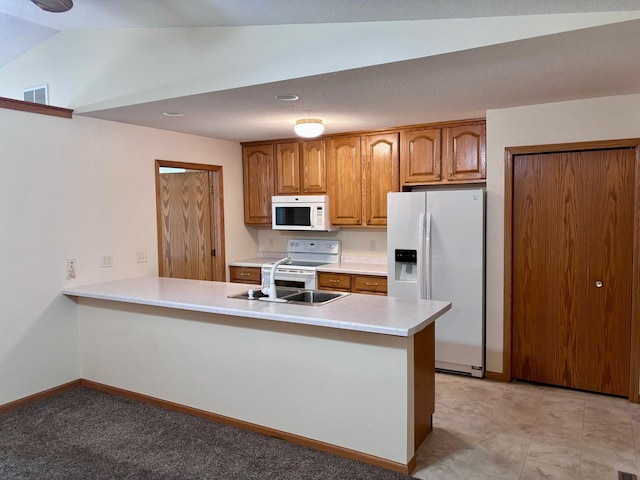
(394, 249, 418, 282)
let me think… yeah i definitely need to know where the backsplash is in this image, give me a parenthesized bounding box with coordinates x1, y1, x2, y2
(257, 229, 387, 259)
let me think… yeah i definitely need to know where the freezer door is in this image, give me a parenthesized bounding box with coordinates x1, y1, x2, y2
(426, 189, 485, 376)
(387, 192, 426, 299)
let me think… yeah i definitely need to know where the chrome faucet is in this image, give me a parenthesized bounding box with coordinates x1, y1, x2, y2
(260, 257, 291, 302)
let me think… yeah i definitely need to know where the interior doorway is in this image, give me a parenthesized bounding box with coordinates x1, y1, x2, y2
(155, 160, 226, 281)
(503, 139, 640, 401)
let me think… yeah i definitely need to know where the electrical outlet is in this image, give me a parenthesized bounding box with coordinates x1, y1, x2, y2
(368, 240, 376, 251)
(100, 255, 113, 268)
(66, 258, 76, 279)
(136, 251, 147, 263)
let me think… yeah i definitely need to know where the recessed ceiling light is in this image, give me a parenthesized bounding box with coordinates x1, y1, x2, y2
(162, 111, 184, 117)
(275, 94, 299, 102)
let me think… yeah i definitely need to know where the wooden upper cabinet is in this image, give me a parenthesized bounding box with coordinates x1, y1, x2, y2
(400, 128, 442, 185)
(327, 136, 362, 225)
(444, 124, 486, 182)
(242, 144, 275, 225)
(363, 132, 399, 226)
(275, 142, 300, 194)
(275, 140, 326, 195)
(400, 121, 486, 186)
(301, 140, 327, 193)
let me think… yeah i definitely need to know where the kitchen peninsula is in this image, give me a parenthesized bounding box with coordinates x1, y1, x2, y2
(63, 276, 451, 474)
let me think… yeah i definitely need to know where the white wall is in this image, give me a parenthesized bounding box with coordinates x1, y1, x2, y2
(485, 93, 640, 373)
(0, 108, 254, 405)
(256, 228, 387, 259)
(78, 299, 414, 464)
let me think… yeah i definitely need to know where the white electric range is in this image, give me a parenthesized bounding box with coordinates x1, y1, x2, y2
(261, 239, 341, 290)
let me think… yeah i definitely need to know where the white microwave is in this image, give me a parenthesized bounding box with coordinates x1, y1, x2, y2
(271, 195, 338, 231)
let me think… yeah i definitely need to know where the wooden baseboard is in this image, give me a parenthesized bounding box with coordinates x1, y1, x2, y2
(0, 379, 82, 414)
(484, 370, 510, 382)
(81, 379, 415, 475)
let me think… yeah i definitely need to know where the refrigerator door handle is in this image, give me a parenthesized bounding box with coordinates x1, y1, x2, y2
(425, 212, 432, 300)
(416, 213, 424, 299)
(417, 212, 430, 300)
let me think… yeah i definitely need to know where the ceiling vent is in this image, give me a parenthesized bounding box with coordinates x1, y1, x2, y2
(23, 85, 49, 105)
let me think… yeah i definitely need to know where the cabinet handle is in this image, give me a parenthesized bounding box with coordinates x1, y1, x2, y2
(365, 282, 378, 287)
(329, 279, 341, 283)
(240, 272, 250, 276)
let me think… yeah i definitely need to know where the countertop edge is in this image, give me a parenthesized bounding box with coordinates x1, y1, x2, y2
(62, 277, 448, 338)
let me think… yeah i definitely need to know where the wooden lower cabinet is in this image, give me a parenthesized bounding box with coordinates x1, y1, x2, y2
(317, 272, 387, 296)
(229, 266, 261, 285)
(317, 272, 352, 292)
(352, 275, 388, 295)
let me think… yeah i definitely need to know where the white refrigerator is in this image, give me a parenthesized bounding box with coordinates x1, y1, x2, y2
(387, 189, 485, 377)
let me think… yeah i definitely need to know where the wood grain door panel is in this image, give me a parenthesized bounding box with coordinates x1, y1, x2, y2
(275, 142, 300, 194)
(301, 140, 326, 193)
(327, 136, 362, 225)
(512, 148, 634, 396)
(160, 171, 213, 281)
(243, 144, 275, 224)
(363, 133, 399, 226)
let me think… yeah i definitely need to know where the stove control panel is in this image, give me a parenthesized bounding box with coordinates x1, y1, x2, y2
(287, 239, 341, 255)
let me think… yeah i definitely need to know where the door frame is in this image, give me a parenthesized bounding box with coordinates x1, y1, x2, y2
(503, 139, 640, 402)
(155, 160, 226, 282)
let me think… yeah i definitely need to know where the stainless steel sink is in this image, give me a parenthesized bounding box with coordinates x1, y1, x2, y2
(283, 290, 347, 305)
(228, 288, 349, 306)
(228, 287, 298, 300)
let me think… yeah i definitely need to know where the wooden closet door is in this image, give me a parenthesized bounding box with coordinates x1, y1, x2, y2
(159, 171, 213, 281)
(511, 148, 635, 396)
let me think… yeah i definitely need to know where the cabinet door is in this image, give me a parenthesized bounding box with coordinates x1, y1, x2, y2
(363, 133, 399, 226)
(352, 275, 388, 295)
(317, 272, 352, 292)
(400, 128, 441, 185)
(229, 266, 261, 285)
(301, 140, 327, 193)
(275, 142, 300, 194)
(327, 136, 362, 225)
(242, 144, 275, 225)
(443, 124, 486, 181)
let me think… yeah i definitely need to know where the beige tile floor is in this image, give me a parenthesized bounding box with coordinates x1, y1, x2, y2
(412, 372, 640, 480)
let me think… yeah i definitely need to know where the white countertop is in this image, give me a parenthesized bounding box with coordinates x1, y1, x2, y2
(228, 257, 273, 267)
(317, 262, 387, 276)
(229, 258, 388, 276)
(63, 276, 449, 337)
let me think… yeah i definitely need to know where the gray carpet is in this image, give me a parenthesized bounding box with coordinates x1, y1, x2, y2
(0, 387, 417, 479)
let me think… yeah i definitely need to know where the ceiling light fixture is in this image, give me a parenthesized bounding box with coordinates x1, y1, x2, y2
(294, 118, 324, 138)
(30, 0, 73, 12)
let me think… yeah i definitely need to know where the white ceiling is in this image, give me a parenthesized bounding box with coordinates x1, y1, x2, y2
(2, 0, 640, 142)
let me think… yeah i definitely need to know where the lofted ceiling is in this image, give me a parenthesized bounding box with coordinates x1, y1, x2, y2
(2, 0, 640, 142)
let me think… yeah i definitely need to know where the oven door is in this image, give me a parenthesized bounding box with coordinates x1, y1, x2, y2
(262, 267, 317, 290)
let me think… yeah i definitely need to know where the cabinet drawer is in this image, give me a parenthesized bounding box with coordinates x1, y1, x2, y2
(229, 266, 261, 285)
(352, 275, 388, 295)
(317, 272, 351, 292)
